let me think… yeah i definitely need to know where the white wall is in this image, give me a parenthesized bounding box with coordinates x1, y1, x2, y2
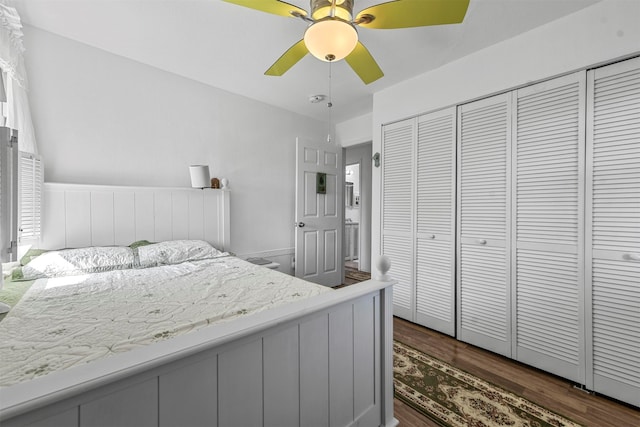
(23, 26, 328, 262)
(374, 0, 640, 126)
(369, 0, 640, 269)
(336, 113, 372, 148)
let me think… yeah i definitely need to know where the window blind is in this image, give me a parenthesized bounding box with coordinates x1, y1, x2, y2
(18, 151, 42, 243)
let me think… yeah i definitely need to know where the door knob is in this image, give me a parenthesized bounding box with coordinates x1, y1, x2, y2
(295, 222, 305, 228)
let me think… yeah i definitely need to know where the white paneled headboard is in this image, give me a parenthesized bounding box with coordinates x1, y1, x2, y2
(41, 183, 230, 251)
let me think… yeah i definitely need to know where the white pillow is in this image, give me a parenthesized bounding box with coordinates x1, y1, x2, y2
(21, 246, 135, 280)
(137, 240, 223, 267)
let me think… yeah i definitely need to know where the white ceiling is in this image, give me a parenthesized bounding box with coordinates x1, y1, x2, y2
(13, 0, 600, 121)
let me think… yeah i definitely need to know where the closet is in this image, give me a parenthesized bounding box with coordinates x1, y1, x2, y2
(380, 55, 639, 407)
(382, 107, 456, 336)
(457, 72, 586, 381)
(512, 73, 586, 382)
(457, 93, 512, 356)
(586, 56, 640, 407)
(381, 119, 414, 321)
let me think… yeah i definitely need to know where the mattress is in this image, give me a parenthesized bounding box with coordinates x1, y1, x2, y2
(0, 254, 331, 386)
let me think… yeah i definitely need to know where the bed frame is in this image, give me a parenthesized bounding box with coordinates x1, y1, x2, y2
(0, 183, 397, 427)
(38, 183, 231, 251)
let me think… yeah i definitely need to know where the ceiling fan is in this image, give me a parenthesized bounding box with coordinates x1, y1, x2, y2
(223, 0, 471, 84)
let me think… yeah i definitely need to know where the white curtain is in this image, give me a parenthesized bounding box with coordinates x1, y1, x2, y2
(0, 2, 37, 154)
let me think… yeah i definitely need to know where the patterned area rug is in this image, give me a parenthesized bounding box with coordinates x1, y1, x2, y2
(394, 341, 583, 427)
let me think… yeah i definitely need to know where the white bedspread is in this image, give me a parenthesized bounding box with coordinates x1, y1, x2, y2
(0, 256, 331, 386)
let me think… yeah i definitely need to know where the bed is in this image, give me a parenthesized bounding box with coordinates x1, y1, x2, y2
(0, 183, 397, 427)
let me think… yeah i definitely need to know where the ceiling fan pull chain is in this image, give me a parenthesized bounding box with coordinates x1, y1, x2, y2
(327, 60, 333, 143)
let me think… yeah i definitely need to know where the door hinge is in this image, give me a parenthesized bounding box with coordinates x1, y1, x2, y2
(7, 240, 17, 254)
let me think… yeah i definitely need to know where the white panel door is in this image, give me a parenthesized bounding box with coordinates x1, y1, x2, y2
(512, 72, 586, 383)
(457, 93, 512, 357)
(586, 56, 640, 407)
(295, 137, 343, 286)
(415, 108, 456, 336)
(381, 119, 415, 320)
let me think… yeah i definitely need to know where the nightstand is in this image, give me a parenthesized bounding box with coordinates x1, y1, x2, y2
(246, 257, 280, 270)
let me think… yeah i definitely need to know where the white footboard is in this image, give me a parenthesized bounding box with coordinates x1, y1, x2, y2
(0, 280, 397, 427)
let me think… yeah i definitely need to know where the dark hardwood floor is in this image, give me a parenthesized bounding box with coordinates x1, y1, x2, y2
(393, 318, 640, 427)
(337, 272, 638, 426)
(338, 266, 371, 287)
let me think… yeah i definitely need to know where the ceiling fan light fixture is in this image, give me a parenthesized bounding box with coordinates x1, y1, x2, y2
(304, 19, 358, 62)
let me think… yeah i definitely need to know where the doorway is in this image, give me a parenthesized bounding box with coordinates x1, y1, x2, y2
(345, 162, 360, 270)
(295, 137, 343, 286)
(343, 142, 372, 275)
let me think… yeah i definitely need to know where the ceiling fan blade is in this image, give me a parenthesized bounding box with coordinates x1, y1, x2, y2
(345, 42, 384, 85)
(265, 40, 309, 76)
(355, 0, 470, 29)
(222, 0, 307, 18)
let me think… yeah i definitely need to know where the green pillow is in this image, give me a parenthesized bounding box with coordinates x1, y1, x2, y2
(129, 240, 154, 249)
(10, 267, 25, 281)
(20, 248, 50, 266)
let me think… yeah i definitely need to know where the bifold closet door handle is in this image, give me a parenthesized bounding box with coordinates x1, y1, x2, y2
(623, 253, 640, 261)
(477, 239, 487, 245)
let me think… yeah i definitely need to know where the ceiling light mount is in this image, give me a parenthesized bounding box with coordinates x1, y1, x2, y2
(309, 94, 326, 103)
(311, 0, 353, 21)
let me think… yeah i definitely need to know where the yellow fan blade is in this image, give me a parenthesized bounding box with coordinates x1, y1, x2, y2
(265, 40, 309, 76)
(222, 0, 307, 18)
(345, 42, 384, 85)
(355, 0, 470, 29)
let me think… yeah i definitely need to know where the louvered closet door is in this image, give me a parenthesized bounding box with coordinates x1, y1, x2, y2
(457, 93, 512, 356)
(382, 119, 415, 320)
(415, 108, 456, 335)
(586, 57, 640, 407)
(512, 72, 585, 383)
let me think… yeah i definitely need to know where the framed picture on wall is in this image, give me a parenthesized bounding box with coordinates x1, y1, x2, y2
(316, 172, 326, 194)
